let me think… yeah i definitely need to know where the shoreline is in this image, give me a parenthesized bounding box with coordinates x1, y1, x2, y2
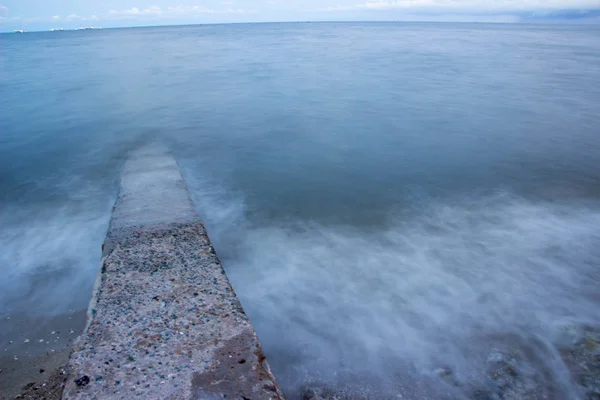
(1, 349, 69, 400)
(1, 312, 86, 400)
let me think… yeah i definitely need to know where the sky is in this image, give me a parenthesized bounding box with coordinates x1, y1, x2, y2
(1, 0, 600, 31)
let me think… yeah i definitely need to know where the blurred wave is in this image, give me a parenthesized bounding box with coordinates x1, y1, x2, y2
(188, 176, 600, 397)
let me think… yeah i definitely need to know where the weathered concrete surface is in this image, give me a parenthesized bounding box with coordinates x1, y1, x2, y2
(63, 145, 283, 400)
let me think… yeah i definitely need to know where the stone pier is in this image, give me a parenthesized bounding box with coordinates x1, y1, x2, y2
(62, 145, 283, 400)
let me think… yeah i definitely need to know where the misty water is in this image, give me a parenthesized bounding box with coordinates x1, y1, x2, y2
(1, 23, 600, 398)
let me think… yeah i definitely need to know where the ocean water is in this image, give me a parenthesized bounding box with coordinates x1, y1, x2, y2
(1, 22, 600, 398)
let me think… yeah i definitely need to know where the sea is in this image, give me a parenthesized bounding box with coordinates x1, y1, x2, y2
(1, 22, 600, 399)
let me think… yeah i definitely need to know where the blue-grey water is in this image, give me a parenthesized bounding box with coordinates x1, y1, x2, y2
(1, 22, 600, 398)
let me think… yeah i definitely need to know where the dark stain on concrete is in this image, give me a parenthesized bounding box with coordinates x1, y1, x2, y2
(192, 334, 283, 399)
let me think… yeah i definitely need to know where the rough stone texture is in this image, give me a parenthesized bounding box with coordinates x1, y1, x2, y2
(13, 366, 68, 400)
(559, 328, 600, 400)
(63, 145, 283, 400)
(301, 386, 350, 400)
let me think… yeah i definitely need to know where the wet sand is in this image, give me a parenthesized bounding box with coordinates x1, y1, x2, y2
(0, 311, 86, 399)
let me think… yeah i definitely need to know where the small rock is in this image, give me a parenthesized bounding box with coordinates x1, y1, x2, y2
(75, 375, 90, 387)
(23, 339, 30, 343)
(486, 349, 504, 364)
(435, 366, 460, 387)
(39, 369, 45, 373)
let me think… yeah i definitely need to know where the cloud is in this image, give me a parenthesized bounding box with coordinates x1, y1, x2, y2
(62, 13, 99, 22)
(109, 6, 162, 16)
(1, 3, 254, 29)
(108, 4, 254, 18)
(320, 0, 600, 13)
(0, 5, 8, 16)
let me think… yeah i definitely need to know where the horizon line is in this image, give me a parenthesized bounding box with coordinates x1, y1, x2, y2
(3, 18, 599, 34)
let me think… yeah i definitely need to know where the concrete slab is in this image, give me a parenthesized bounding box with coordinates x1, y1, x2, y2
(109, 144, 199, 231)
(63, 145, 283, 400)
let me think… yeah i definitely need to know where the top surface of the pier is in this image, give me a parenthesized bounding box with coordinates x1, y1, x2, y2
(62, 145, 283, 400)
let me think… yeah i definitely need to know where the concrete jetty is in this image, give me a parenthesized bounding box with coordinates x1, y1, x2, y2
(63, 145, 283, 400)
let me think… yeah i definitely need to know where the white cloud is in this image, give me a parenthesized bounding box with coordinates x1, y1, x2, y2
(0, 5, 8, 16)
(320, 0, 600, 13)
(108, 4, 254, 18)
(109, 6, 162, 16)
(109, 7, 138, 15)
(61, 14, 99, 22)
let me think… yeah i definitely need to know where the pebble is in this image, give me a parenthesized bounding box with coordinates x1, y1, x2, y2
(39, 339, 44, 343)
(75, 375, 90, 387)
(23, 339, 30, 343)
